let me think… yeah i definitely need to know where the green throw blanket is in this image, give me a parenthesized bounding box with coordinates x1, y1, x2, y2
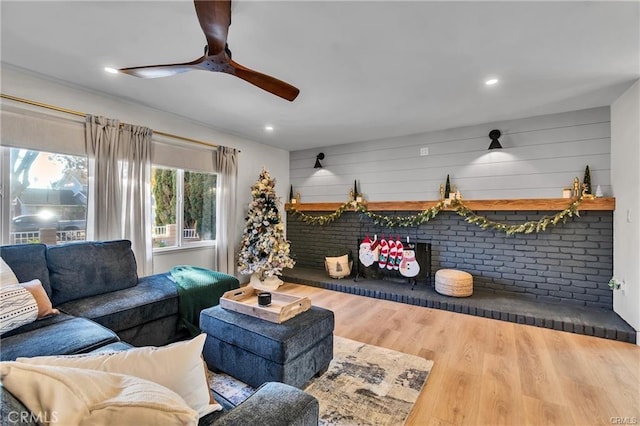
(170, 265, 240, 337)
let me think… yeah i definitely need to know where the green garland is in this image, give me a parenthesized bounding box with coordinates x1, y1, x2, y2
(287, 201, 353, 225)
(287, 197, 584, 235)
(454, 197, 583, 235)
(355, 201, 446, 227)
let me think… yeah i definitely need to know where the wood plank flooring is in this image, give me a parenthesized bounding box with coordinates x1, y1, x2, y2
(277, 283, 640, 426)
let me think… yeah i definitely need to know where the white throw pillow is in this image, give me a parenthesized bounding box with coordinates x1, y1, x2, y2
(0, 284, 38, 334)
(0, 257, 19, 287)
(0, 362, 198, 425)
(325, 254, 351, 278)
(17, 333, 221, 417)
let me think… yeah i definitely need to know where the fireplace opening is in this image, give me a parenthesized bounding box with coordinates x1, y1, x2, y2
(355, 238, 432, 290)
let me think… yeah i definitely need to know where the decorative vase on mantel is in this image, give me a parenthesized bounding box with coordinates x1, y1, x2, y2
(250, 272, 284, 291)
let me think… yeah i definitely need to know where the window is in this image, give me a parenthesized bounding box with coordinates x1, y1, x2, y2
(151, 166, 217, 249)
(7, 148, 87, 245)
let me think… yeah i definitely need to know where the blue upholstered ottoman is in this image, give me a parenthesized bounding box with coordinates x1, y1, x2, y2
(200, 305, 334, 389)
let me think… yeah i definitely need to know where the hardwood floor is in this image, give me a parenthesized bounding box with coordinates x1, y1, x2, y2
(277, 283, 640, 426)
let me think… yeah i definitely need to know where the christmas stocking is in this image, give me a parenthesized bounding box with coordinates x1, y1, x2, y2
(378, 235, 388, 269)
(386, 238, 397, 270)
(394, 237, 403, 271)
(370, 235, 380, 262)
(359, 235, 375, 267)
(399, 248, 420, 278)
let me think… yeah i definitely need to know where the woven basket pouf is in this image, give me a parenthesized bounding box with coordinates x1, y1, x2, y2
(435, 269, 473, 297)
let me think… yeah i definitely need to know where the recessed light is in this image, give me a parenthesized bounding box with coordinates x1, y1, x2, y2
(104, 67, 119, 74)
(485, 78, 499, 86)
(264, 125, 274, 132)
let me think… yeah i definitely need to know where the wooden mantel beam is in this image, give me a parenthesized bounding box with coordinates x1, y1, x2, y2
(286, 197, 615, 212)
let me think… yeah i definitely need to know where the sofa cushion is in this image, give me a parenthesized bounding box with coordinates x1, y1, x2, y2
(1, 386, 38, 426)
(90, 341, 134, 353)
(0, 314, 119, 361)
(0, 244, 51, 297)
(1, 311, 71, 338)
(0, 362, 198, 426)
(18, 334, 221, 418)
(0, 257, 19, 286)
(0, 284, 38, 334)
(20, 279, 60, 319)
(118, 315, 185, 347)
(204, 382, 319, 426)
(57, 273, 178, 333)
(47, 240, 138, 305)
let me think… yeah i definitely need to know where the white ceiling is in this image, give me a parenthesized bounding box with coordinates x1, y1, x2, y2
(1, 1, 638, 151)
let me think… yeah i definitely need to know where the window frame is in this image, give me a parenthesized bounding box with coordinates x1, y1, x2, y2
(151, 166, 218, 253)
(1, 146, 88, 246)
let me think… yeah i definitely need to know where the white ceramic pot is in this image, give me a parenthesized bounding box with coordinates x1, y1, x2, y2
(250, 273, 283, 291)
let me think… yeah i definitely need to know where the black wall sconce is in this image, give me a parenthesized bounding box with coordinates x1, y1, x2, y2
(488, 129, 503, 150)
(314, 152, 325, 168)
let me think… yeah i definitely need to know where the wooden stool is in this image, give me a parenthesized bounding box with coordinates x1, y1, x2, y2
(435, 269, 473, 297)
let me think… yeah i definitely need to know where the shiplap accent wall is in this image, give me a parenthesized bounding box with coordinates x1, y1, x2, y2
(290, 107, 610, 202)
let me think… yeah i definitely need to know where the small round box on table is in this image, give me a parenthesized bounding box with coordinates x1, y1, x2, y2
(435, 269, 473, 297)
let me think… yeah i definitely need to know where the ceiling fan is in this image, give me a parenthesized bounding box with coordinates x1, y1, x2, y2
(119, 0, 299, 102)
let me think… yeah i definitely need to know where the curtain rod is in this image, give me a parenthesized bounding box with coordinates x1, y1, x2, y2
(0, 93, 219, 149)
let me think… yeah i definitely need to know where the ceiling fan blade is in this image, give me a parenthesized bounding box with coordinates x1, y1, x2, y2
(119, 57, 206, 78)
(120, 1, 300, 101)
(193, 0, 230, 55)
(230, 60, 300, 102)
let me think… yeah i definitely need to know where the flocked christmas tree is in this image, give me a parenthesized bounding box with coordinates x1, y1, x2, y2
(238, 168, 295, 285)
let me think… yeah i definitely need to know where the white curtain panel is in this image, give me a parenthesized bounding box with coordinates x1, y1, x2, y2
(119, 124, 153, 276)
(215, 146, 238, 275)
(85, 115, 152, 276)
(85, 115, 122, 240)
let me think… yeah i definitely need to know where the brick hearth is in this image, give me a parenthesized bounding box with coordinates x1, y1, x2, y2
(284, 209, 636, 343)
(281, 267, 635, 343)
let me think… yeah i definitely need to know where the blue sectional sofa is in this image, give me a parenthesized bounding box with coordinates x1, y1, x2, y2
(1, 240, 187, 353)
(0, 240, 319, 425)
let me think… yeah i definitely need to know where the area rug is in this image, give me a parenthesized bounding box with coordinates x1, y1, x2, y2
(209, 336, 433, 425)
